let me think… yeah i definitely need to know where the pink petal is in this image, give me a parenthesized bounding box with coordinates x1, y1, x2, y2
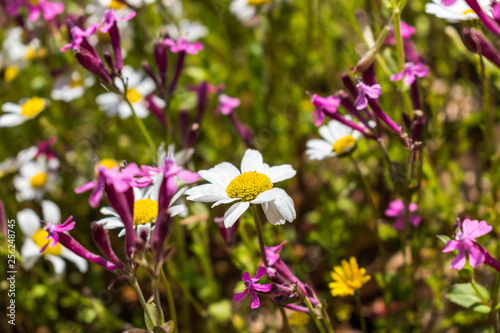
(442, 240, 459, 253)
(449, 246, 466, 270)
(233, 290, 248, 302)
(249, 289, 260, 309)
(252, 266, 268, 282)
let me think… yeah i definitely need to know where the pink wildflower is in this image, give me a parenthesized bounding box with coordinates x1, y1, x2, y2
(99, 9, 136, 33)
(61, 24, 100, 52)
(309, 94, 341, 126)
(217, 94, 241, 115)
(390, 62, 430, 85)
(40, 216, 75, 253)
(384, 199, 421, 231)
(354, 82, 382, 110)
(234, 267, 272, 309)
(164, 38, 203, 55)
(26, 0, 64, 21)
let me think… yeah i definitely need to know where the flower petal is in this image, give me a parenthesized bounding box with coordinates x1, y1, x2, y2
(241, 149, 264, 173)
(223, 202, 250, 228)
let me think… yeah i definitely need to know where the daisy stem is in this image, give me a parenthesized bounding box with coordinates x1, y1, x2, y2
(130, 278, 157, 327)
(153, 277, 164, 324)
(251, 205, 269, 267)
(279, 306, 292, 333)
(161, 267, 179, 333)
(304, 296, 326, 333)
(356, 292, 367, 333)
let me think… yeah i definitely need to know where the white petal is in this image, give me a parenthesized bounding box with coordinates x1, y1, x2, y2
(99, 219, 125, 229)
(61, 247, 88, 273)
(17, 209, 41, 237)
(168, 204, 186, 217)
(212, 197, 239, 208)
(1, 102, 21, 113)
(41, 200, 61, 224)
(46, 255, 66, 275)
(261, 188, 295, 225)
(251, 188, 279, 204)
(240, 149, 264, 173)
(22, 254, 41, 270)
(223, 202, 250, 228)
(0, 113, 25, 127)
(100, 207, 119, 217)
(118, 228, 126, 237)
(21, 239, 41, 258)
(261, 201, 285, 225)
(185, 184, 228, 202)
(198, 162, 240, 188)
(264, 164, 296, 183)
(318, 124, 335, 143)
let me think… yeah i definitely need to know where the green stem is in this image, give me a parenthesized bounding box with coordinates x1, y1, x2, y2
(251, 205, 269, 267)
(321, 301, 335, 333)
(153, 278, 164, 324)
(471, 278, 489, 305)
(279, 306, 292, 333)
(161, 268, 179, 333)
(393, 6, 405, 72)
(356, 292, 367, 333)
(130, 278, 156, 327)
(170, 275, 207, 317)
(304, 297, 326, 333)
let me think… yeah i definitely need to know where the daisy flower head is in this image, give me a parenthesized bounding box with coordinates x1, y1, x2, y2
(96, 65, 155, 118)
(14, 156, 57, 202)
(96, 173, 186, 238)
(443, 218, 492, 270)
(306, 116, 368, 160)
(425, 0, 491, 22)
(0, 97, 47, 127)
(18, 201, 87, 274)
(185, 149, 296, 228)
(51, 71, 95, 102)
(329, 257, 371, 297)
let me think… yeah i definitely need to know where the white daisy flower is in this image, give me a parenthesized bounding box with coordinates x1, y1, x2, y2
(15, 144, 59, 171)
(97, 0, 155, 8)
(18, 200, 88, 274)
(425, 0, 491, 22)
(230, 0, 272, 24)
(13, 156, 56, 202)
(166, 19, 209, 42)
(2, 27, 45, 67)
(0, 96, 47, 127)
(0, 157, 16, 179)
(95, 65, 155, 119)
(306, 117, 371, 160)
(185, 149, 296, 228)
(51, 71, 95, 102)
(162, 0, 183, 18)
(96, 174, 187, 237)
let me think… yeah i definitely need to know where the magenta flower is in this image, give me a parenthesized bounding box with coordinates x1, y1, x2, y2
(26, 0, 64, 21)
(40, 216, 76, 253)
(75, 163, 152, 208)
(441, 0, 456, 5)
(234, 267, 272, 309)
(264, 241, 287, 266)
(164, 38, 203, 55)
(61, 24, 100, 52)
(309, 94, 341, 126)
(354, 82, 382, 110)
(217, 94, 241, 115)
(443, 219, 493, 270)
(385, 199, 421, 231)
(100, 9, 136, 33)
(386, 21, 416, 45)
(390, 62, 430, 85)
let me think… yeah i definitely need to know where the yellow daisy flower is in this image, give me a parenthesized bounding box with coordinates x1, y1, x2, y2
(329, 257, 371, 297)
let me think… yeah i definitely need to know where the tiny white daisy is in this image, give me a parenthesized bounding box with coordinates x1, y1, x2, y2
(18, 200, 88, 274)
(96, 174, 187, 237)
(95, 65, 155, 119)
(425, 0, 491, 22)
(306, 117, 370, 160)
(185, 149, 296, 228)
(13, 156, 56, 202)
(0, 96, 47, 127)
(51, 71, 95, 102)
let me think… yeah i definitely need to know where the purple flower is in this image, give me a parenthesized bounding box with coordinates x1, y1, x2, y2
(390, 62, 430, 85)
(234, 267, 272, 309)
(309, 94, 341, 126)
(99, 9, 136, 33)
(164, 38, 203, 55)
(40, 216, 75, 253)
(26, 0, 64, 21)
(354, 82, 382, 110)
(61, 24, 100, 52)
(264, 241, 287, 266)
(385, 199, 421, 231)
(443, 219, 493, 270)
(217, 94, 241, 115)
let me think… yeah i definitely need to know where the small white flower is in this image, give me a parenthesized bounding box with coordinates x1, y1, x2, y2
(306, 117, 370, 160)
(18, 200, 88, 274)
(425, 0, 491, 22)
(166, 19, 209, 42)
(2, 27, 44, 66)
(13, 156, 56, 202)
(230, 0, 272, 25)
(96, 66, 155, 119)
(51, 71, 95, 102)
(0, 96, 47, 127)
(185, 149, 296, 228)
(96, 174, 187, 237)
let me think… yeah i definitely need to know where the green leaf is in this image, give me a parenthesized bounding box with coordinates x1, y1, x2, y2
(437, 235, 451, 244)
(153, 320, 174, 333)
(446, 283, 491, 314)
(144, 301, 164, 331)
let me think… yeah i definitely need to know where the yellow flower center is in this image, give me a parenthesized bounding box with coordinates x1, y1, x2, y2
(110, 0, 128, 9)
(32, 229, 62, 256)
(133, 199, 159, 226)
(462, 9, 475, 15)
(94, 158, 119, 176)
(248, 0, 271, 6)
(126, 88, 143, 104)
(30, 172, 47, 188)
(333, 135, 356, 155)
(30, 0, 39, 5)
(21, 97, 45, 118)
(5, 66, 19, 82)
(26, 46, 37, 61)
(69, 79, 83, 88)
(226, 171, 273, 201)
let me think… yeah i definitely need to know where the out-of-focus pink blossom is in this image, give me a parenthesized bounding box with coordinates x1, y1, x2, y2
(217, 94, 241, 115)
(40, 216, 75, 253)
(164, 38, 203, 54)
(385, 199, 421, 231)
(309, 94, 341, 126)
(61, 24, 100, 52)
(354, 82, 382, 110)
(100, 9, 136, 33)
(390, 62, 430, 85)
(26, 0, 64, 21)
